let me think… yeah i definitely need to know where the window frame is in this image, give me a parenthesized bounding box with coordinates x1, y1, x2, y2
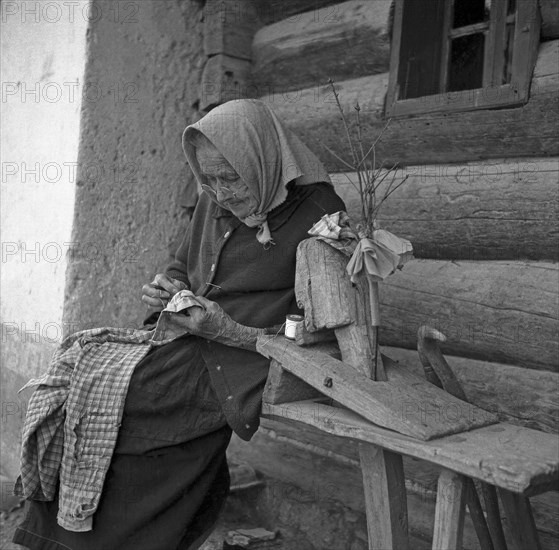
(385, 0, 541, 118)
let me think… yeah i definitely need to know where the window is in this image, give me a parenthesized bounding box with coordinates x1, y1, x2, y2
(385, 0, 541, 117)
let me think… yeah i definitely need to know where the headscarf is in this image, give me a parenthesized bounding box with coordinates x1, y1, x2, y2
(182, 99, 331, 246)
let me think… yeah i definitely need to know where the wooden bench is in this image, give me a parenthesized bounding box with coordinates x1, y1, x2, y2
(256, 338, 559, 550)
(255, 238, 559, 550)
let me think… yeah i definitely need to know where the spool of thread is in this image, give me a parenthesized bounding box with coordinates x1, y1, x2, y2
(285, 314, 304, 340)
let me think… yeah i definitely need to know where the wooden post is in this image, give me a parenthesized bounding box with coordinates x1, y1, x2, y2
(295, 239, 407, 547)
(432, 469, 467, 550)
(359, 443, 409, 550)
(295, 238, 386, 380)
(498, 490, 542, 550)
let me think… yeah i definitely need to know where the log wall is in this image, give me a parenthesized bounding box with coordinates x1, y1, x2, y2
(233, 2, 559, 547)
(259, 40, 559, 169)
(252, 0, 391, 93)
(332, 157, 559, 261)
(252, 0, 559, 94)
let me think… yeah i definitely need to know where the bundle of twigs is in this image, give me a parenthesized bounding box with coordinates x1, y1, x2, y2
(323, 79, 408, 238)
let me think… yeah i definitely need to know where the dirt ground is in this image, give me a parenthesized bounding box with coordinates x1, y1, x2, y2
(0, 500, 254, 550)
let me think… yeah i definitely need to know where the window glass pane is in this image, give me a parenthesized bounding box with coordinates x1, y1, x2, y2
(398, 0, 446, 99)
(453, 0, 491, 28)
(448, 33, 485, 91)
(502, 22, 515, 83)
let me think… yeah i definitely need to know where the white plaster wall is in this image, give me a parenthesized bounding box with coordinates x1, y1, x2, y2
(1, 1, 88, 357)
(0, 0, 88, 480)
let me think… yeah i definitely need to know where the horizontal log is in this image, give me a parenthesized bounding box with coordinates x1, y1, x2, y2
(252, 0, 391, 93)
(330, 157, 559, 261)
(260, 40, 559, 168)
(383, 346, 559, 434)
(254, 0, 343, 24)
(541, 0, 559, 39)
(255, 0, 558, 36)
(378, 259, 558, 372)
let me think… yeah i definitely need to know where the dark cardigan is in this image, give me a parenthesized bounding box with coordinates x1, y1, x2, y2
(147, 183, 345, 440)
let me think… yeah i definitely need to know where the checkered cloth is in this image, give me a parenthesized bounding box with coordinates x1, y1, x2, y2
(14, 323, 184, 532)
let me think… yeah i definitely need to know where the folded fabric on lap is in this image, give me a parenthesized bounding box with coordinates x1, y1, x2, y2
(14, 320, 190, 532)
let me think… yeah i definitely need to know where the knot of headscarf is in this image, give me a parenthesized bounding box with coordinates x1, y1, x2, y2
(182, 99, 331, 246)
(242, 213, 274, 247)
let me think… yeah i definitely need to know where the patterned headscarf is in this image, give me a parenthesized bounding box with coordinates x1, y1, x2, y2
(182, 99, 331, 245)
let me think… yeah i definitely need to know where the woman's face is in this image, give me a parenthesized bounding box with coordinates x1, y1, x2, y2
(195, 143, 257, 219)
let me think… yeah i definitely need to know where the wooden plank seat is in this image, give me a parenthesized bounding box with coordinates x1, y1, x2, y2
(256, 336, 559, 549)
(254, 238, 557, 549)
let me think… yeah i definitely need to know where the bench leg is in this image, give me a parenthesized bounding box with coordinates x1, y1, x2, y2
(432, 469, 466, 550)
(481, 484, 508, 550)
(497, 489, 541, 550)
(359, 443, 409, 550)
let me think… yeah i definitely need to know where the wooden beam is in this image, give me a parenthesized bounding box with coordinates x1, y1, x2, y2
(498, 489, 543, 550)
(256, 338, 497, 440)
(266, 339, 559, 433)
(260, 400, 559, 495)
(382, 346, 559, 434)
(252, 0, 392, 94)
(263, 358, 323, 404)
(432, 470, 467, 550)
(294, 323, 337, 346)
(330, 157, 559, 261)
(295, 238, 384, 379)
(266, 336, 558, 433)
(259, 40, 559, 168)
(255, 0, 342, 24)
(377, 259, 558, 372)
(359, 443, 409, 550)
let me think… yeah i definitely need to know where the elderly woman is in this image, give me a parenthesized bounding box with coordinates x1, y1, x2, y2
(13, 99, 345, 550)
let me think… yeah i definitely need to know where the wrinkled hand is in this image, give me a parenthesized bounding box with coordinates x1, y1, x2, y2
(169, 296, 264, 351)
(142, 273, 188, 311)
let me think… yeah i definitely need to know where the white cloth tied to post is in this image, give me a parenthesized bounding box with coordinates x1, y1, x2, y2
(308, 211, 414, 282)
(346, 229, 414, 283)
(309, 211, 413, 328)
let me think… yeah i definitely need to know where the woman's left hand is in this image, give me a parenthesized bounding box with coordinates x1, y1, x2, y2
(171, 297, 229, 340)
(170, 296, 264, 351)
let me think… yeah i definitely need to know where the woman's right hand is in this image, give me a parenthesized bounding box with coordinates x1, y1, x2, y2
(142, 273, 188, 311)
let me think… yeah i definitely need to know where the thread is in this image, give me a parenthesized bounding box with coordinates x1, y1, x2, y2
(285, 314, 304, 340)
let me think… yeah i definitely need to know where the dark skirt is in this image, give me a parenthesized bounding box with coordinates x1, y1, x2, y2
(13, 336, 232, 550)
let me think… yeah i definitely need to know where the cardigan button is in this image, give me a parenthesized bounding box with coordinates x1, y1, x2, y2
(224, 231, 231, 239)
(210, 263, 215, 272)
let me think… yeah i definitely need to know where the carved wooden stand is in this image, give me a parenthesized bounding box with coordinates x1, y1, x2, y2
(256, 239, 558, 550)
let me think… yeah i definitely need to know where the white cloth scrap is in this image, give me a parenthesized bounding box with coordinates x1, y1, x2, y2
(308, 211, 414, 282)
